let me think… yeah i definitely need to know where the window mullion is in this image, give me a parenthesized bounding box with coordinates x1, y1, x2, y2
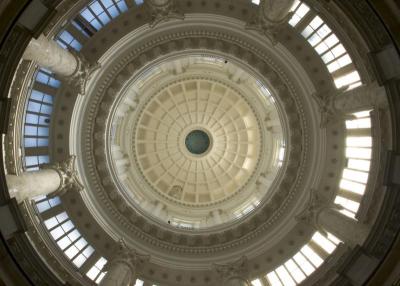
(54, 225, 76, 241)
(98, 1, 113, 19)
(295, 10, 316, 33)
(112, 0, 122, 13)
(75, 15, 97, 35)
(88, 6, 104, 27)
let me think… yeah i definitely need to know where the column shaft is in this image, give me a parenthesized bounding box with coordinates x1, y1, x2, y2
(23, 35, 78, 77)
(99, 263, 132, 286)
(262, 0, 295, 22)
(6, 169, 60, 201)
(334, 83, 387, 113)
(317, 208, 369, 246)
(226, 277, 251, 286)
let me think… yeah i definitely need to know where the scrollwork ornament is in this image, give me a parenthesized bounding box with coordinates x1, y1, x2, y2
(146, 0, 184, 28)
(295, 189, 343, 235)
(214, 256, 250, 284)
(105, 239, 150, 273)
(246, 0, 295, 45)
(42, 155, 84, 196)
(66, 49, 101, 95)
(311, 86, 354, 128)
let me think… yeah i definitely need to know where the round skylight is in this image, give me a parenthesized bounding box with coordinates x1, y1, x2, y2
(185, 130, 211, 155)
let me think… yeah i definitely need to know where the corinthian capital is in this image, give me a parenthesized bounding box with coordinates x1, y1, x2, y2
(67, 51, 101, 95)
(146, 0, 184, 27)
(295, 189, 343, 234)
(246, 0, 295, 44)
(106, 239, 150, 272)
(311, 87, 355, 128)
(44, 155, 83, 195)
(214, 256, 250, 283)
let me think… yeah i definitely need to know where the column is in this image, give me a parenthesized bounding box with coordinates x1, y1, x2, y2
(23, 35, 100, 95)
(23, 35, 78, 77)
(100, 242, 149, 286)
(6, 156, 82, 202)
(317, 208, 369, 247)
(147, 0, 184, 27)
(261, 0, 296, 23)
(215, 257, 251, 286)
(296, 191, 369, 247)
(334, 82, 388, 113)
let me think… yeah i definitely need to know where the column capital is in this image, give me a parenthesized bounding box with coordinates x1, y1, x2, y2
(106, 239, 150, 273)
(295, 189, 342, 233)
(42, 155, 83, 195)
(311, 87, 354, 128)
(214, 256, 250, 284)
(146, 0, 184, 28)
(246, 0, 295, 44)
(67, 51, 101, 95)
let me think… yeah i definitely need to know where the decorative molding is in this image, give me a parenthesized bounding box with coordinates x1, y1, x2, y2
(67, 50, 101, 96)
(246, 0, 295, 44)
(146, 0, 184, 28)
(42, 155, 84, 195)
(214, 256, 250, 284)
(105, 239, 150, 273)
(311, 86, 354, 128)
(295, 189, 342, 234)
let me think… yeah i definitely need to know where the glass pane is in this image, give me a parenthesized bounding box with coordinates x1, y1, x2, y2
(342, 169, 368, 184)
(75, 237, 88, 250)
(65, 245, 79, 259)
(340, 179, 366, 194)
(311, 232, 336, 254)
(56, 212, 68, 223)
(284, 259, 306, 283)
(334, 196, 359, 213)
(309, 16, 323, 29)
(276, 266, 296, 286)
(82, 245, 95, 257)
(300, 245, 323, 267)
(50, 226, 65, 240)
(96, 272, 106, 283)
(266, 272, 283, 286)
(251, 279, 262, 286)
(36, 201, 51, 213)
(57, 236, 72, 250)
(135, 279, 145, 286)
(346, 136, 372, 147)
(347, 159, 370, 171)
(73, 254, 87, 268)
(86, 266, 100, 280)
(293, 252, 315, 275)
(346, 147, 371, 159)
(68, 229, 81, 241)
